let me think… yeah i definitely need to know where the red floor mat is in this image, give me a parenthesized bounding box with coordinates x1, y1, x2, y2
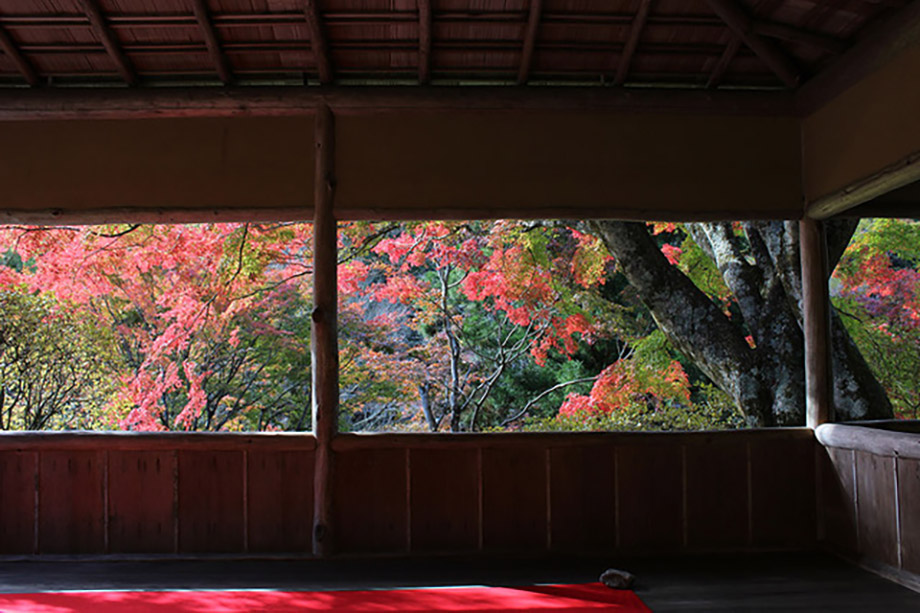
(0, 582, 650, 612)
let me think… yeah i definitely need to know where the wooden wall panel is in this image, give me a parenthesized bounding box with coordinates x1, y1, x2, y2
(855, 450, 898, 568)
(617, 444, 683, 551)
(177, 450, 244, 553)
(38, 451, 104, 553)
(898, 457, 920, 575)
(336, 112, 802, 220)
(482, 447, 547, 551)
(685, 442, 748, 550)
(549, 446, 615, 552)
(247, 450, 313, 553)
(0, 451, 36, 554)
(803, 44, 920, 204)
(750, 438, 816, 548)
(108, 451, 176, 553)
(334, 448, 408, 553)
(819, 446, 858, 554)
(0, 117, 314, 216)
(409, 448, 478, 552)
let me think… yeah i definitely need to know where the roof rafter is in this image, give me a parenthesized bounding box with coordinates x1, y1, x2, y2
(753, 20, 847, 55)
(705, 0, 801, 88)
(614, 0, 653, 85)
(0, 25, 39, 86)
(517, 0, 543, 84)
(304, 0, 333, 84)
(191, 0, 232, 85)
(707, 36, 741, 88)
(76, 0, 137, 86)
(707, 0, 782, 89)
(798, 0, 920, 113)
(418, 0, 432, 84)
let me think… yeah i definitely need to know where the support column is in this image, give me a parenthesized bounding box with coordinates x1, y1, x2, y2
(800, 217, 833, 428)
(312, 104, 337, 556)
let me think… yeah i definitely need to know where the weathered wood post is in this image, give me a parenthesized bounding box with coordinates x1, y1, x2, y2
(312, 103, 337, 556)
(800, 217, 833, 428)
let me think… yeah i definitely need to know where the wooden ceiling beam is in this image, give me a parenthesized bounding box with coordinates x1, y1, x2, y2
(707, 36, 741, 88)
(0, 25, 40, 86)
(705, 0, 801, 88)
(752, 20, 847, 55)
(614, 0, 653, 85)
(76, 0, 137, 86)
(304, 0, 333, 84)
(191, 0, 232, 85)
(0, 87, 797, 120)
(798, 0, 920, 114)
(517, 0, 543, 85)
(418, 0, 432, 84)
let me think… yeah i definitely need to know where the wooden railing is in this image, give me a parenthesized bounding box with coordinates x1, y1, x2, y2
(0, 428, 816, 557)
(816, 421, 920, 590)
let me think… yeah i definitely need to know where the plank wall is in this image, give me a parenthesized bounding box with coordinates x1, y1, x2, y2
(816, 423, 920, 588)
(0, 429, 815, 556)
(0, 434, 314, 555)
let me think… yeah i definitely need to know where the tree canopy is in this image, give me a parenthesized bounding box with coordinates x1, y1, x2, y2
(0, 217, 912, 432)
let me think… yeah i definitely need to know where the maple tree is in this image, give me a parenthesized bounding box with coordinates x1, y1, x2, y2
(0, 223, 314, 431)
(0, 217, 912, 433)
(832, 218, 920, 419)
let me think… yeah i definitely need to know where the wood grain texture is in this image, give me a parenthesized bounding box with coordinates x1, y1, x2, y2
(855, 450, 898, 567)
(177, 451, 244, 553)
(617, 444, 683, 551)
(248, 450, 313, 553)
(549, 446, 615, 552)
(334, 449, 407, 554)
(0, 451, 36, 554)
(685, 442, 749, 550)
(481, 448, 547, 551)
(108, 451, 175, 553)
(750, 437, 815, 548)
(409, 448, 478, 552)
(897, 457, 920, 574)
(801, 218, 832, 427)
(819, 446, 858, 554)
(38, 451, 104, 553)
(312, 103, 337, 557)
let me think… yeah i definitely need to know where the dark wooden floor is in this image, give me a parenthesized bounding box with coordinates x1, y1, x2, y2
(0, 553, 918, 611)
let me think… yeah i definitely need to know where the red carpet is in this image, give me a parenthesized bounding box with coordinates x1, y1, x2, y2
(0, 583, 650, 612)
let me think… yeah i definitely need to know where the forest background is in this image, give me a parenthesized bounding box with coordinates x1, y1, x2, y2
(0, 218, 916, 433)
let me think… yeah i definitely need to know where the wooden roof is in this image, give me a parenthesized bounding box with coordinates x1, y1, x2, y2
(0, 0, 908, 90)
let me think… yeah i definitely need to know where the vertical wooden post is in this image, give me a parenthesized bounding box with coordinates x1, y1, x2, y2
(800, 217, 833, 428)
(312, 103, 337, 557)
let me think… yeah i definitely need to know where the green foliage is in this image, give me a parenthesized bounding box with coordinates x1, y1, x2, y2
(0, 291, 123, 430)
(832, 219, 920, 419)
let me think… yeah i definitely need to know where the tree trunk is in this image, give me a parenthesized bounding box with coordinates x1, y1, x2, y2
(590, 220, 893, 426)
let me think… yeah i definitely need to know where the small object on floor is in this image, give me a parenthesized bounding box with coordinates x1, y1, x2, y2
(600, 568, 635, 589)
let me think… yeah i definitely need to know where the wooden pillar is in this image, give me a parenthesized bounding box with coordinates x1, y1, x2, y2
(800, 217, 833, 428)
(312, 104, 337, 556)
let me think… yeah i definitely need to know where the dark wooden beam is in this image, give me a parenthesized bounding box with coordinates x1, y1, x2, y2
(418, 0, 432, 84)
(807, 150, 920, 219)
(517, 0, 543, 85)
(753, 20, 847, 55)
(76, 0, 137, 86)
(0, 25, 39, 86)
(797, 0, 920, 115)
(191, 0, 232, 85)
(705, 0, 801, 88)
(312, 103, 337, 557)
(304, 0, 333, 84)
(0, 86, 798, 120)
(800, 218, 833, 428)
(614, 0, 652, 85)
(707, 36, 741, 88)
